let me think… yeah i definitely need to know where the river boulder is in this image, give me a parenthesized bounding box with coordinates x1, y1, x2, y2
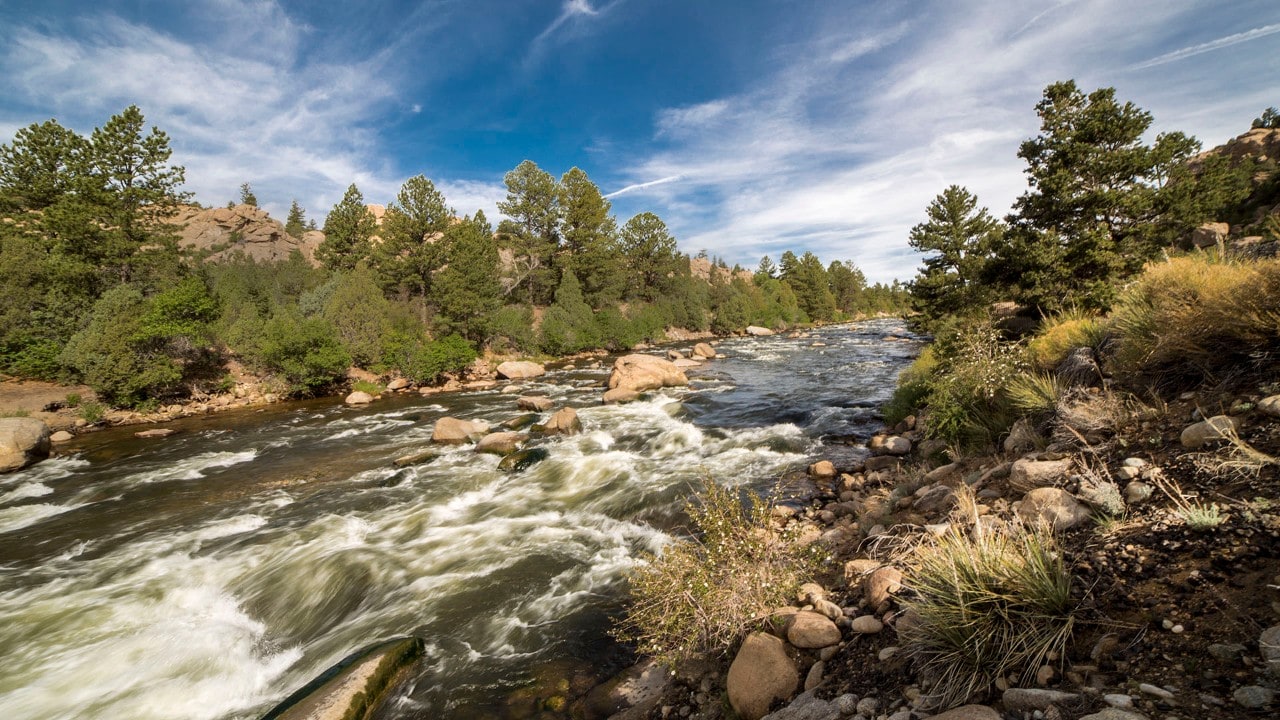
(496, 361, 546, 380)
(260, 636, 424, 720)
(745, 325, 774, 336)
(726, 632, 799, 720)
(498, 447, 550, 473)
(502, 413, 541, 431)
(345, 390, 375, 405)
(602, 388, 641, 404)
(693, 342, 716, 359)
(0, 417, 51, 473)
(607, 354, 688, 393)
(542, 407, 582, 436)
(475, 431, 526, 455)
(431, 417, 489, 444)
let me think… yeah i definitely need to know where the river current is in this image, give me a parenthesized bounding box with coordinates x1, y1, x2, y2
(0, 319, 919, 719)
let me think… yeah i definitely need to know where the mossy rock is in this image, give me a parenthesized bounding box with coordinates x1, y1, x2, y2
(498, 447, 550, 473)
(260, 636, 424, 720)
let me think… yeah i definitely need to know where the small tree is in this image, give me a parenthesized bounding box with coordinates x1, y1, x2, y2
(907, 185, 1000, 328)
(239, 182, 258, 206)
(285, 200, 307, 237)
(431, 216, 502, 343)
(317, 184, 377, 272)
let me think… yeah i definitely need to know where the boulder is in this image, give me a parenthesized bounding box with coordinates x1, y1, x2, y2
(517, 396, 554, 412)
(1004, 418, 1041, 454)
(392, 449, 439, 468)
(134, 428, 177, 439)
(1017, 487, 1091, 531)
(542, 407, 582, 435)
(693, 342, 716, 359)
(50, 430, 74, 443)
(502, 413, 541, 431)
(386, 378, 410, 391)
(498, 447, 549, 473)
(808, 460, 836, 479)
(475, 431, 525, 455)
(582, 659, 669, 719)
(495, 360, 546, 380)
(602, 388, 641, 404)
(1180, 415, 1239, 448)
(607, 354, 688, 393)
(864, 455, 900, 472)
(344, 390, 375, 405)
(883, 436, 911, 456)
(913, 484, 957, 516)
(727, 632, 799, 720)
(786, 611, 841, 648)
(745, 325, 774, 336)
(431, 417, 489, 444)
(1008, 457, 1074, 493)
(672, 358, 703, 368)
(864, 566, 903, 607)
(850, 615, 883, 634)
(666, 349, 685, 360)
(1190, 221, 1229, 248)
(257, 636, 423, 720)
(1260, 624, 1280, 676)
(1260, 394, 1280, 418)
(0, 417, 51, 473)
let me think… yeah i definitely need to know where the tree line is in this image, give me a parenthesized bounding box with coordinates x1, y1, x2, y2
(0, 108, 907, 408)
(906, 81, 1275, 330)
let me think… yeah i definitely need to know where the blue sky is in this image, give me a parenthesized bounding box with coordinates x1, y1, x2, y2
(1, 0, 1277, 282)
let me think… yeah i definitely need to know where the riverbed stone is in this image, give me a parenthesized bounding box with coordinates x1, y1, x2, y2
(809, 460, 836, 479)
(583, 659, 669, 718)
(0, 417, 51, 473)
(607, 354, 689, 393)
(386, 377, 410, 391)
(1233, 685, 1275, 708)
(502, 413, 540, 431)
(929, 707, 1002, 720)
(693, 342, 716, 359)
(50, 430, 74, 443)
(864, 566, 903, 607)
(602, 388, 641, 404)
(134, 428, 177, 439)
(431, 417, 489, 444)
(344, 390, 375, 405)
(258, 636, 424, 720)
(475, 431, 525, 455)
(496, 360, 546, 380)
(850, 616, 883, 634)
(542, 407, 582, 436)
(517, 396, 554, 412)
(1009, 457, 1074, 493)
(1017, 487, 1091, 531)
(787, 611, 841, 648)
(1260, 394, 1280, 418)
(1181, 415, 1240, 448)
(1003, 688, 1079, 711)
(746, 326, 774, 337)
(1260, 624, 1280, 675)
(498, 447, 549, 473)
(1079, 710, 1149, 720)
(727, 632, 799, 720)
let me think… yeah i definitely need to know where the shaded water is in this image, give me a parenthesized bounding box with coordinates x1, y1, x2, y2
(0, 320, 920, 719)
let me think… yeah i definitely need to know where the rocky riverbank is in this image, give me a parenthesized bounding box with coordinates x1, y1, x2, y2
(586, 387, 1280, 720)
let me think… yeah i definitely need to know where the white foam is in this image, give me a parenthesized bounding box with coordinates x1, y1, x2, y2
(0, 482, 54, 505)
(0, 502, 83, 534)
(126, 449, 258, 485)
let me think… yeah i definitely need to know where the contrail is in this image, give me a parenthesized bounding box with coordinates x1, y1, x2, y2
(1132, 22, 1280, 70)
(604, 174, 683, 198)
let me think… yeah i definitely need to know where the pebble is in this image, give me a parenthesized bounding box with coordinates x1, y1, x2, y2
(1137, 683, 1174, 700)
(851, 616, 883, 634)
(1232, 685, 1275, 708)
(878, 646, 899, 661)
(836, 693, 859, 715)
(1161, 619, 1174, 630)
(1103, 694, 1134, 708)
(1171, 624, 1184, 634)
(855, 697, 879, 715)
(1035, 665, 1055, 685)
(1122, 457, 1148, 468)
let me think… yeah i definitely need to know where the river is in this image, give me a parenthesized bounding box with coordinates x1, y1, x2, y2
(0, 319, 920, 719)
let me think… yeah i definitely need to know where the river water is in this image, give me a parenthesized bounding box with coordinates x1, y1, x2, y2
(0, 320, 919, 719)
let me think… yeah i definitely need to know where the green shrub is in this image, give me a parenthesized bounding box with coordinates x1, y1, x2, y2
(255, 310, 351, 395)
(1006, 372, 1062, 416)
(884, 346, 938, 425)
(1110, 255, 1280, 389)
(322, 265, 391, 367)
(922, 320, 1026, 449)
(487, 305, 537, 353)
(616, 481, 821, 667)
(64, 393, 81, 407)
(352, 380, 383, 395)
(79, 401, 105, 424)
(900, 525, 1077, 710)
(401, 334, 476, 386)
(1025, 308, 1107, 371)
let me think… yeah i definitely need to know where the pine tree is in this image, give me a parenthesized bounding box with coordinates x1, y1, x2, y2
(432, 216, 502, 343)
(0, 119, 88, 210)
(907, 185, 1000, 327)
(285, 200, 307, 237)
(558, 167, 623, 305)
(497, 160, 560, 304)
(239, 182, 258, 206)
(373, 174, 453, 299)
(619, 212, 681, 302)
(317, 184, 376, 272)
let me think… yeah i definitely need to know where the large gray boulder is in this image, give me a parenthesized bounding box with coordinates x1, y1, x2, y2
(727, 632, 799, 720)
(0, 417, 51, 473)
(495, 360, 546, 380)
(606, 354, 688, 393)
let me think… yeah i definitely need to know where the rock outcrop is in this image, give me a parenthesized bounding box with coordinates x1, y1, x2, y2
(167, 204, 322, 265)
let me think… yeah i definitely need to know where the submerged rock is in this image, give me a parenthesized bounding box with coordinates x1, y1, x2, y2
(134, 428, 177, 439)
(498, 447, 550, 473)
(392, 449, 440, 468)
(260, 636, 424, 720)
(517, 396, 554, 412)
(0, 417, 51, 473)
(602, 388, 641, 404)
(502, 413, 541, 431)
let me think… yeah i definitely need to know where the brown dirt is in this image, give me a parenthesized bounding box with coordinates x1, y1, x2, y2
(0, 375, 97, 430)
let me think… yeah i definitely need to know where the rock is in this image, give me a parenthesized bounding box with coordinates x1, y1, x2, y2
(345, 390, 375, 405)
(0, 417, 52, 472)
(760, 690, 838, 720)
(786, 611, 842, 648)
(1260, 394, 1280, 418)
(803, 660, 825, 692)
(386, 378, 410, 391)
(1002, 687, 1079, 711)
(1190, 221, 1229, 248)
(809, 460, 836, 479)
(924, 462, 962, 485)
(1207, 643, 1245, 662)
(392, 449, 439, 468)
(864, 567, 902, 607)
(257, 636, 424, 720)
(167, 203, 322, 265)
(929, 707, 1002, 720)
(475, 431, 525, 455)
(1180, 415, 1240, 448)
(913, 484, 956, 515)
(1115, 466, 1140, 481)
(672, 358, 703, 368)
(745, 326, 775, 337)
(1260, 624, 1280, 675)
(134, 428, 177, 439)
(855, 697, 879, 716)
(812, 598, 843, 621)
(603, 388, 641, 404)
(498, 447, 549, 473)
(583, 659, 670, 719)
(607, 354, 689, 393)
(667, 349, 685, 360)
(864, 455, 900, 472)
(1056, 346, 1103, 388)
(502, 413, 541, 431)
(884, 436, 911, 455)
(431, 417, 489, 444)
(50, 430, 74, 443)
(797, 583, 827, 604)
(1003, 417, 1041, 454)
(495, 360, 546, 380)
(693, 342, 716, 359)
(727, 632, 799, 720)
(1017, 487, 1091, 531)
(1136, 683, 1173, 700)
(1079, 710, 1149, 720)
(517, 396, 554, 412)
(1233, 685, 1275, 708)
(850, 616, 882, 634)
(1123, 481, 1153, 504)
(1102, 693, 1134, 708)
(542, 407, 582, 435)
(1008, 457, 1074, 493)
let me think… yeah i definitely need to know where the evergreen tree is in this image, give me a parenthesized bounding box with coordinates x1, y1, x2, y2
(497, 160, 560, 304)
(0, 119, 88, 210)
(558, 167, 624, 305)
(239, 182, 258, 206)
(373, 174, 453, 300)
(317, 184, 376, 272)
(285, 200, 307, 237)
(826, 260, 867, 315)
(619, 212, 681, 301)
(432, 215, 502, 343)
(907, 185, 1000, 327)
(321, 264, 390, 367)
(780, 251, 836, 321)
(540, 270, 600, 354)
(755, 255, 777, 284)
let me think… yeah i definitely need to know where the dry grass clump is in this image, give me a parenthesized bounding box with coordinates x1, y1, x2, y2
(1026, 308, 1109, 371)
(899, 523, 1077, 710)
(1149, 471, 1229, 531)
(1110, 254, 1280, 389)
(1189, 425, 1280, 479)
(616, 481, 822, 667)
(1007, 372, 1063, 417)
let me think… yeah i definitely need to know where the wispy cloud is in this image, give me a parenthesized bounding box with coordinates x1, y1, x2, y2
(604, 175, 683, 198)
(1131, 22, 1280, 70)
(528, 0, 624, 62)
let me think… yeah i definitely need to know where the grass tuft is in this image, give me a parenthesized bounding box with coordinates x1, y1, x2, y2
(1027, 308, 1108, 371)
